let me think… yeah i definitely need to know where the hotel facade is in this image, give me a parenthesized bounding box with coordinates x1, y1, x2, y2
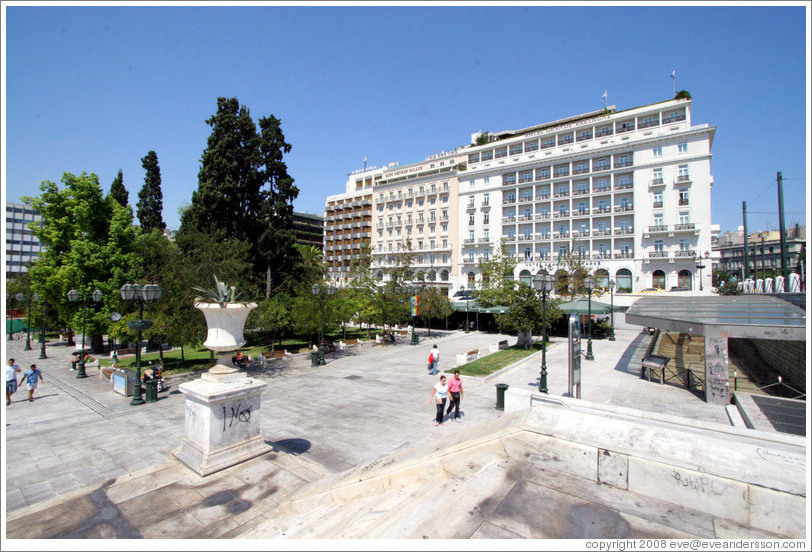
(325, 97, 716, 296)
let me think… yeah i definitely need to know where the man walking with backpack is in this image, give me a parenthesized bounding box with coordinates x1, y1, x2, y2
(427, 344, 440, 375)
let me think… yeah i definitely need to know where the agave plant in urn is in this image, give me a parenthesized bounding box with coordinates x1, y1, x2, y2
(193, 276, 257, 379)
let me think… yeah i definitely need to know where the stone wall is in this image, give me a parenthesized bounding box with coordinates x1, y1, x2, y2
(749, 339, 806, 386)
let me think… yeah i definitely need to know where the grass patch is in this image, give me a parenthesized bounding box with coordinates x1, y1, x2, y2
(457, 342, 545, 377)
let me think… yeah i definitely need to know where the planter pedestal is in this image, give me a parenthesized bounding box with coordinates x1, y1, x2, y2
(173, 364, 268, 476)
(174, 302, 269, 476)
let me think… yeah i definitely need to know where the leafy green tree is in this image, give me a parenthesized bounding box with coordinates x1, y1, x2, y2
(23, 172, 139, 350)
(495, 284, 564, 348)
(417, 286, 452, 336)
(109, 169, 128, 208)
(137, 151, 166, 232)
(477, 239, 517, 307)
(247, 293, 293, 350)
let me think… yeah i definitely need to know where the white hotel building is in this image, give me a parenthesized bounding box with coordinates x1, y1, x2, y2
(325, 97, 716, 295)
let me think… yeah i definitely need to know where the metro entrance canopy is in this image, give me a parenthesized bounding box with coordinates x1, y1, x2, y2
(625, 295, 806, 405)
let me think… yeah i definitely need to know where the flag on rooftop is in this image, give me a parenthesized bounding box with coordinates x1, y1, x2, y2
(671, 70, 676, 78)
(602, 90, 607, 100)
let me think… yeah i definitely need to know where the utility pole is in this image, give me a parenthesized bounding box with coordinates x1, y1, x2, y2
(742, 201, 749, 280)
(777, 171, 789, 282)
(761, 236, 766, 281)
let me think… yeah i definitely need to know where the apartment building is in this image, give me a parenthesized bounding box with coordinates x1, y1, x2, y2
(5, 202, 45, 275)
(714, 225, 805, 279)
(292, 211, 325, 250)
(460, 97, 715, 293)
(324, 169, 375, 284)
(325, 97, 716, 295)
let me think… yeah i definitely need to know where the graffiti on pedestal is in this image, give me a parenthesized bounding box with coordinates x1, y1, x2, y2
(222, 402, 252, 432)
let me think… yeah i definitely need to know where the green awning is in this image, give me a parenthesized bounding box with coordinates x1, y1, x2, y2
(557, 297, 621, 315)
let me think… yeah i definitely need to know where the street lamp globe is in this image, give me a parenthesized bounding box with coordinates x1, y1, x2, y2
(67, 289, 79, 303)
(311, 284, 320, 296)
(584, 277, 595, 291)
(543, 274, 555, 293)
(142, 284, 162, 302)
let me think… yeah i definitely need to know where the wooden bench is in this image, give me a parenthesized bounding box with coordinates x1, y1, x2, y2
(489, 339, 509, 353)
(262, 350, 290, 360)
(116, 348, 138, 356)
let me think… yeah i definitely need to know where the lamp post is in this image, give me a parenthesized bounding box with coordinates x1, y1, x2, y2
(23, 293, 40, 350)
(7, 293, 16, 341)
(38, 299, 48, 359)
(608, 279, 616, 341)
(67, 288, 103, 379)
(696, 251, 708, 291)
(120, 283, 162, 405)
(407, 285, 420, 345)
(532, 273, 555, 393)
(463, 287, 470, 334)
(311, 283, 335, 365)
(584, 276, 595, 360)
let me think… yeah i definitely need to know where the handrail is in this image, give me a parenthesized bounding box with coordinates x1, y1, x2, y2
(758, 376, 806, 399)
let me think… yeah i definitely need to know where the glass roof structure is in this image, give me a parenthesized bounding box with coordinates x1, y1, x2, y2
(625, 295, 806, 341)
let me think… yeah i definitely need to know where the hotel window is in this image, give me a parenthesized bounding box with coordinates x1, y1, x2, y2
(510, 144, 523, 155)
(557, 184, 568, 195)
(596, 178, 609, 190)
(617, 175, 630, 186)
(558, 205, 567, 215)
(678, 189, 689, 206)
(468, 214, 475, 225)
(653, 147, 662, 157)
(680, 239, 690, 251)
(679, 212, 690, 224)
(484, 230, 489, 240)
(468, 196, 475, 207)
(442, 239, 448, 248)
(482, 150, 493, 161)
(678, 142, 688, 153)
(678, 165, 689, 178)
(619, 197, 630, 209)
(654, 240, 664, 252)
(483, 213, 490, 224)
(483, 250, 490, 261)
(525, 140, 539, 152)
(653, 192, 663, 207)
(483, 193, 489, 205)
(468, 230, 474, 241)
(653, 214, 664, 227)
(536, 167, 550, 180)
(653, 168, 663, 182)
(495, 147, 507, 158)
(577, 202, 587, 214)
(597, 199, 608, 210)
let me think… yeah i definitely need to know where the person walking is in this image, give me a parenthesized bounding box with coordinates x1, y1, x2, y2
(6, 358, 22, 405)
(445, 369, 463, 422)
(21, 364, 43, 402)
(429, 375, 448, 426)
(429, 344, 440, 375)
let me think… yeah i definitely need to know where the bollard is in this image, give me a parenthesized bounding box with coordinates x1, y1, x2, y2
(495, 383, 509, 411)
(311, 351, 320, 367)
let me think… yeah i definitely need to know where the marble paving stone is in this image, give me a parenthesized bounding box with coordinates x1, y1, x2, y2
(748, 484, 807, 539)
(139, 510, 206, 539)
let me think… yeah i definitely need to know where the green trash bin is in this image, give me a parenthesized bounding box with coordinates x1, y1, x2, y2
(495, 383, 509, 411)
(311, 351, 320, 367)
(144, 380, 158, 403)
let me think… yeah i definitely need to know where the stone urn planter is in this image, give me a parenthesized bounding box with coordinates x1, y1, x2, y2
(196, 301, 257, 380)
(173, 293, 268, 476)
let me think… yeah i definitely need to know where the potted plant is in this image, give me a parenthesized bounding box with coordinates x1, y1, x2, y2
(193, 276, 256, 370)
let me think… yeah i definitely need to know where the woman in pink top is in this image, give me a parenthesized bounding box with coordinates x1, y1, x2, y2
(445, 370, 463, 422)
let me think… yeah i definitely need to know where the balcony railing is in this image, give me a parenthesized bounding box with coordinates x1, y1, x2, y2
(637, 120, 660, 129)
(614, 205, 634, 212)
(573, 189, 589, 196)
(554, 212, 569, 218)
(503, 198, 516, 205)
(649, 178, 665, 186)
(593, 164, 610, 172)
(503, 179, 517, 186)
(519, 196, 534, 203)
(554, 171, 570, 178)
(519, 176, 533, 183)
(535, 213, 551, 220)
(573, 209, 590, 217)
(652, 201, 663, 209)
(674, 250, 696, 257)
(676, 175, 692, 183)
(478, 238, 491, 243)
(593, 187, 611, 194)
(593, 207, 612, 214)
(614, 183, 633, 190)
(593, 229, 612, 236)
(463, 238, 475, 244)
(554, 191, 569, 198)
(536, 173, 551, 180)
(615, 228, 634, 235)
(553, 232, 570, 239)
(502, 217, 516, 223)
(648, 225, 668, 232)
(557, 136, 574, 145)
(540, 141, 556, 149)
(595, 129, 613, 137)
(616, 125, 634, 134)
(518, 234, 533, 241)
(518, 215, 533, 221)
(614, 252, 634, 259)
(577, 132, 593, 142)
(573, 168, 589, 175)
(673, 223, 696, 231)
(678, 199, 690, 206)
(614, 161, 633, 168)
(536, 194, 551, 201)
(649, 251, 668, 258)
(662, 113, 686, 124)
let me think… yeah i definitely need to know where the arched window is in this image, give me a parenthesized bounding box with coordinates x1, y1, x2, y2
(375, 271, 384, 281)
(467, 272, 476, 288)
(427, 270, 436, 282)
(440, 270, 449, 282)
(678, 269, 693, 289)
(615, 268, 632, 293)
(652, 270, 666, 289)
(519, 269, 531, 287)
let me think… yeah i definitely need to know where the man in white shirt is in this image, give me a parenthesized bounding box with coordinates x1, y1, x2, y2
(6, 358, 22, 405)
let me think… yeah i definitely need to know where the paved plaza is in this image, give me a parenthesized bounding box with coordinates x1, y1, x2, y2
(3, 325, 747, 539)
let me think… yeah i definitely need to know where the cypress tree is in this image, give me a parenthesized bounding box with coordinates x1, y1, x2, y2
(137, 150, 166, 232)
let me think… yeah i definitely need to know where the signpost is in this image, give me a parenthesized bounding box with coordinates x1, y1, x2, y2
(568, 312, 582, 399)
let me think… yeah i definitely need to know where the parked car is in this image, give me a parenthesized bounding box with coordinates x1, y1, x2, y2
(639, 287, 665, 293)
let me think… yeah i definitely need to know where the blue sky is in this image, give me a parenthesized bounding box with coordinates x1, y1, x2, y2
(3, 3, 809, 235)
